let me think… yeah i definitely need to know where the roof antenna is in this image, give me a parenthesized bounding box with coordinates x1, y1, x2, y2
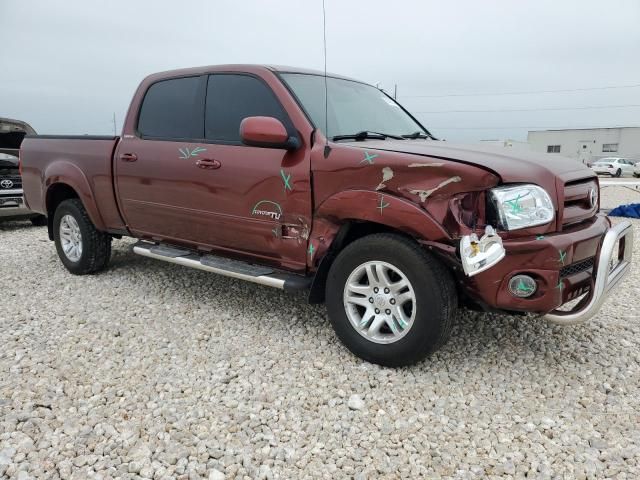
(322, 0, 331, 159)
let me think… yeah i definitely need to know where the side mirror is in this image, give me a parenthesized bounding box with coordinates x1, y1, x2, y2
(240, 116, 299, 150)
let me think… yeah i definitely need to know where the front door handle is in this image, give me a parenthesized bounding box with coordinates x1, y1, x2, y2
(120, 153, 138, 162)
(196, 159, 222, 169)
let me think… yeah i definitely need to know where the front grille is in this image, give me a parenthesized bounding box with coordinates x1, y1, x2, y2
(0, 174, 22, 190)
(560, 256, 594, 278)
(561, 178, 598, 227)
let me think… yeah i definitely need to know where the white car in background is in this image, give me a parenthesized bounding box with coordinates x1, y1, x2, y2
(634, 161, 640, 178)
(590, 157, 636, 177)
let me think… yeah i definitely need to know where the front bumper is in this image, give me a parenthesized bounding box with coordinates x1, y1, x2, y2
(463, 215, 633, 323)
(544, 220, 633, 324)
(0, 195, 32, 218)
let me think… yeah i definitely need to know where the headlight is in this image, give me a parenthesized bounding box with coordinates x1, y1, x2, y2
(489, 184, 554, 230)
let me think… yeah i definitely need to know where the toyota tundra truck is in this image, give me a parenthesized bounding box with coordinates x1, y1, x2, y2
(20, 65, 633, 366)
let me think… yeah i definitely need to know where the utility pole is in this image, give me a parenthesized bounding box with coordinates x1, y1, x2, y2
(112, 113, 117, 135)
(393, 84, 397, 99)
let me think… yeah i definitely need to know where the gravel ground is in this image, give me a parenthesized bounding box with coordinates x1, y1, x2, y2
(1, 187, 640, 480)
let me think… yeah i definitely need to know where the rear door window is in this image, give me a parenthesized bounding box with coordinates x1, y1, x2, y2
(138, 76, 202, 139)
(205, 74, 288, 143)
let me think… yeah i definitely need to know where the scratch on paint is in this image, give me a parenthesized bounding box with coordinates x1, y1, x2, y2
(272, 227, 281, 238)
(375, 167, 394, 191)
(408, 176, 462, 202)
(557, 280, 564, 293)
(377, 194, 390, 214)
(360, 151, 379, 165)
(407, 162, 444, 168)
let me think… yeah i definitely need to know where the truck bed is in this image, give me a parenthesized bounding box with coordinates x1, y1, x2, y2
(20, 135, 126, 232)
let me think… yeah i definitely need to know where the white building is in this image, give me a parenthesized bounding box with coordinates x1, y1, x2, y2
(527, 127, 640, 165)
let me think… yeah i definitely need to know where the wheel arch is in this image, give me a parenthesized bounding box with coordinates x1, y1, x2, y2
(45, 181, 104, 241)
(308, 190, 454, 304)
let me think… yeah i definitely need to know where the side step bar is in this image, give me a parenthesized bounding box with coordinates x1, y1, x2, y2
(132, 242, 311, 291)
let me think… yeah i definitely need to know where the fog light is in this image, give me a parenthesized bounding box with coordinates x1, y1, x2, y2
(508, 275, 537, 298)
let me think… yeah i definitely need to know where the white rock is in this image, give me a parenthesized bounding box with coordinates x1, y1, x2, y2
(348, 395, 365, 411)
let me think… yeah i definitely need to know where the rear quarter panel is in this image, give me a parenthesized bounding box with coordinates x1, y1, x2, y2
(20, 136, 126, 232)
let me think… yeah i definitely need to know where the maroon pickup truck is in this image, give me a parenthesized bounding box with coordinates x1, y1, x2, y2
(21, 65, 633, 366)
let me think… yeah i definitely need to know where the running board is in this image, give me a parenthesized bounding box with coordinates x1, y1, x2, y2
(132, 242, 311, 291)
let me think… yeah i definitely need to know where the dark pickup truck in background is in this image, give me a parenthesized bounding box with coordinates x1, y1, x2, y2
(20, 65, 633, 366)
(0, 117, 46, 225)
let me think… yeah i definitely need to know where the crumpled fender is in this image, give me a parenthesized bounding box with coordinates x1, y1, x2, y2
(315, 189, 451, 242)
(44, 160, 106, 230)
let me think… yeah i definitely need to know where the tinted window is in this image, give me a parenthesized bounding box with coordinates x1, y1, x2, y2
(205, 74, 287, 142)
(138, 76, 201, 139)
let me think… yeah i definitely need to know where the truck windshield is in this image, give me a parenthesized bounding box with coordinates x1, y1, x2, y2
(280, 73, 428, 140)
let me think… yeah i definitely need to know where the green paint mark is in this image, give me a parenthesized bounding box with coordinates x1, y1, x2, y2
(360, 151, 379, 165)
(280, 169, 292, 192)
(558, 250, 567, 265)
(505, 193, 527, 215)
(178, 146, 207, 159)
(388, 319, 399, 335)
(377, 194, 390, 214)
(536, 235, 545, 240)
(556, 280, 564, 294)
(308, 242, 315, 259)
(515, 279, 535, 295)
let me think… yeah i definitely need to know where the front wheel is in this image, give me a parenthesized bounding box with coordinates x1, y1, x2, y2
(634, 173, 640, 178)
(325, 233, 457, 367)
(614, 169, 622, 177)
(53, 199, 111, 275)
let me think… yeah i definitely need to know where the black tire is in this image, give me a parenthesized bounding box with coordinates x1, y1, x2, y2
(634, 173, 640, 178)
(614, 169, 622, 177)
(53, 199, 111, 275)
(30, 215, 47, 227)
(325, 233, 457, 367)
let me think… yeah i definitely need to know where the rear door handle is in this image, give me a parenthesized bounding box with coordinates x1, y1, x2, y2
(196, 159, 221, 169)
(120, 153, 138, 162)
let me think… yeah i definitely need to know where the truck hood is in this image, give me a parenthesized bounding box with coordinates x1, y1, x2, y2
(342, 139, 594, 185)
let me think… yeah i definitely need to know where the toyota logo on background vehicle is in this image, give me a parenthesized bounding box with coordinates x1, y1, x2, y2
(0, 179, 14, 189)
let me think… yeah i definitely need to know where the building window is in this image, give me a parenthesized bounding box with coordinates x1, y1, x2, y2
(602, 143, 618, 153)
(547, 145, 561, 153)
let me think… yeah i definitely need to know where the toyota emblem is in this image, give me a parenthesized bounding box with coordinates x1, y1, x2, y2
(588, 188, 598, 208)
(0, 179, 14, 189)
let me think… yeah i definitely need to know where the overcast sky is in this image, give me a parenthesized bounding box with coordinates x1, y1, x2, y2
(2, 0, 639, 142)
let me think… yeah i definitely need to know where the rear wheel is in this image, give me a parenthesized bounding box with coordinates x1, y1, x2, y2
(325, 233, 457, 367)
(614, 168, 622, 177)
(53, 199, 111, 274)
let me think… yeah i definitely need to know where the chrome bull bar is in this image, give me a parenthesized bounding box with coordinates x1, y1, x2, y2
(545, 220, 634, 325)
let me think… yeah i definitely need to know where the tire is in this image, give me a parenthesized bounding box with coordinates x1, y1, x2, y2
(30, 215, 47, 227)
(53, 199, 111, 275)
(325, 233, 457, 367)
(634, 173, 640, 178)
(614, 169, 622, 177)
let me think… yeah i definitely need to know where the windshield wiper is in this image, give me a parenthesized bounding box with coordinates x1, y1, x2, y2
(402, 131, 431, 139)
(332, 130, 405, 141)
